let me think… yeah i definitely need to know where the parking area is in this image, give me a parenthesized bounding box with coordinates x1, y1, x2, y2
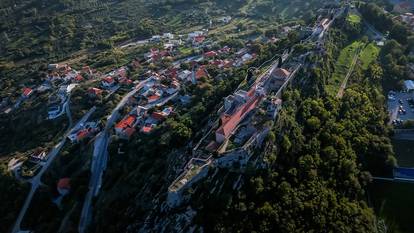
(388, 91, 414, 124)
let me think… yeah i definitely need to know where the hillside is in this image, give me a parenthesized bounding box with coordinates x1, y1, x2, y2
(2, 0, 410, 233)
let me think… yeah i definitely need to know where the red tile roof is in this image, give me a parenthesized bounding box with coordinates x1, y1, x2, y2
(141, 125, 154, 134)
(103, 76, 114, 83)
(216, 90, 262, 142)
(76, 129, 90, 141)
(204, 51, 218, 58)
(75, 74, 84, 82)
(22, 87, 33, 97)
(272, 68, 290, 79)
(88, 87, 103, 96)
(147, 95, 161, 102)
(119, 77, 133, 85)
(115, 115, 136, 130)
(196, 67, 209, 79)
(151, 112, 166, 121)
(194, 35, 205, 43)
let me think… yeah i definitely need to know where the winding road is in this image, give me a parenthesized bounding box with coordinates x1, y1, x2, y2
(79, 79, 151, 233)
(11, 106, 96, 233)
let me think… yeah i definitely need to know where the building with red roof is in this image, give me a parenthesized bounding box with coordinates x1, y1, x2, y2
(82, 66, 92, 75)
(118, 77, 133, 85)
(195, 67, 209, 79)
(204, 51, 218, 58)
(22, 87, 33, 98)
(115, 115, 138, 139)
(193, 35, 206, 45)
(167, 68, 178, 79)
(151, 112, 166, 121)
(215, 88, 263, 143)
(151, 107, 173, 121)
(270, 68, 291, 90)
(88, 87, 104, 97)
(147, 94, 161, 103)
(102, 76, 115, 88)
(75, 128, 95, 142)
(74, 74, 84, 82)
(141, 123, 156, 134)
(218, 46, 231, 54)
(57, 178, 71, 195)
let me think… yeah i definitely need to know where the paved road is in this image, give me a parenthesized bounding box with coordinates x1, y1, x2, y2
(79, 79, 150, 233)
(119, 39, 150, 49)
(11, 106, 96, 233)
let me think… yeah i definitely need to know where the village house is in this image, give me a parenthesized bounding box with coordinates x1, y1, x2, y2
(178, 70, 192, 81)
(188, 31, 204, 40)
(88, 87, 104, 98)
(102, 76, 116, 89)
(204, 51, 218, 58)
(269, 68, 291, 90)
(22, 87, 34, 98)
(73, 74, 84, 83)
(141, 122, 156, 134)
(115, 115, 139, 139)
(195, 66, 210, 80)
(242, 53, 254, 63)
(68, 122, 99, 143)
(29, 149, 48, 162)
(218, 46, 231, 54)
(192, 35, 206, 46)
(118, 77, 133, 86)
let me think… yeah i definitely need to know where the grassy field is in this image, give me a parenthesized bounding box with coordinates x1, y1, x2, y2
(327, 41, 364, 95)
(347, 14, 361, 25)
(369, 180, 414, 233)
(392, 139, 414, 167)
(327, 41, 380, 96)
(359, 43, 380, 70)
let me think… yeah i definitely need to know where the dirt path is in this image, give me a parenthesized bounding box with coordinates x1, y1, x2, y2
(336, 46, 362, 98)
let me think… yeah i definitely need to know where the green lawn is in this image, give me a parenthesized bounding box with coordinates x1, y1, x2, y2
(327, 41, 364, 95)
(370, 180, 414, 233)
(327, 41, 380, 96)
(359, 43, 380, 70)
(347, 14, 361, 25)
(392, 139, 414, 168)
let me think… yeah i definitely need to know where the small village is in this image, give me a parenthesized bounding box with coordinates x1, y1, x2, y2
(3, 15, 314, 232)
